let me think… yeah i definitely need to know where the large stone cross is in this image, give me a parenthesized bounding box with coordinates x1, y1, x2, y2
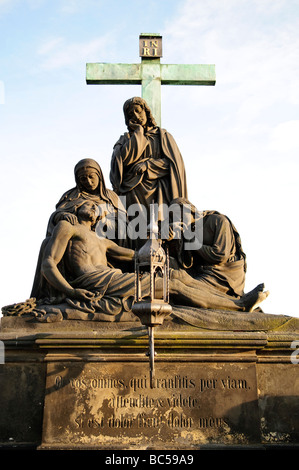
(86, 33, 216, 127)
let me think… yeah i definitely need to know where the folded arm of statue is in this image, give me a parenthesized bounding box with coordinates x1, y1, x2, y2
(146, 157, 170, 180)
(114, 125, 149, 166)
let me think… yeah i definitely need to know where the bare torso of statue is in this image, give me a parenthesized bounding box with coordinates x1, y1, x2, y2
(42, 201, 135, 301)
(65, 224, 110, 277)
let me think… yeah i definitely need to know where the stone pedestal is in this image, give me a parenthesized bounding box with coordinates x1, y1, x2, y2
(0, 313, 299, 450)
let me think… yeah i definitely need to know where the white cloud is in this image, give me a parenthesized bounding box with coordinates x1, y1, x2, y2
(37, 34, 114, 70)
(59, 0, 98, 14)
(268, 120, 299, 153)
(0, 80, 4, 104)
(37, 37, 64, 55)
(0, 0, 45, 11)
(0, 0, 15, 15)
(26, 0, 45, 8)
(164, 0, 299, 119)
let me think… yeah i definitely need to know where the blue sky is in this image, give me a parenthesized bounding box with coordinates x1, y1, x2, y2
(1, 0, 299, 318)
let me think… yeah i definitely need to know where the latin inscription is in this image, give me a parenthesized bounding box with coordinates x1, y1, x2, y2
(43, 363, 259, 445)
(53, 372, 251, 432)
(55, 374, 250, 393)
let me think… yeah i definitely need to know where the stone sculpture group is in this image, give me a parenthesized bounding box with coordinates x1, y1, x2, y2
(2, 97, 269, 322)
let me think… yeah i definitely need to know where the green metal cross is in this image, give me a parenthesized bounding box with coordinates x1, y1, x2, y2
(86, 34, 216, 127)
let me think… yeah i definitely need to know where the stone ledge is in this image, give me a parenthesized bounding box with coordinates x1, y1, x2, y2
(1, 312, 298, 449)
(1, 313, 298, 354)
(2, 306, 298, 334)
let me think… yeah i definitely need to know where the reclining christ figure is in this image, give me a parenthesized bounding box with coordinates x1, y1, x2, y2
(37, 200, 269, 321)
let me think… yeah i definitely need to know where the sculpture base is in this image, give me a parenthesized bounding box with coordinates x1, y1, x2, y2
(1, 312, 299, 450)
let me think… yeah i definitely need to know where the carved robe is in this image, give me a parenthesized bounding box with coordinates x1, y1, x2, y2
(194, 212, 246, 298)
(169, 198, 247, 299)
(110, 127, 188, 245)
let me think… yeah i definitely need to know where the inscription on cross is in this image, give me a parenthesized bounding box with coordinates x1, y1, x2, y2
(86, 33, 216, 126)
(139, 34, 163, 58)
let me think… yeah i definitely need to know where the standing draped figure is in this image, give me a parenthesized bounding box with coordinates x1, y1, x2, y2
(110, 97, 188, 247)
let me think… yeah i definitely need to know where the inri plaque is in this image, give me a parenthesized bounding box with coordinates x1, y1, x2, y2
(139, 34, 162, 58)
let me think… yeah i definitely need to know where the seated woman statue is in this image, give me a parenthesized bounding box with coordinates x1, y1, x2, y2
(31, 158, 129, 301)
(47, 158, 128, 244)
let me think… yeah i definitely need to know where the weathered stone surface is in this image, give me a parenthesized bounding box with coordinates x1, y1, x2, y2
(257, 363, 299, 443)
(0, 363, 45, 446)
(41, 361, 259, 449)
(0, 315, 298, 449)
